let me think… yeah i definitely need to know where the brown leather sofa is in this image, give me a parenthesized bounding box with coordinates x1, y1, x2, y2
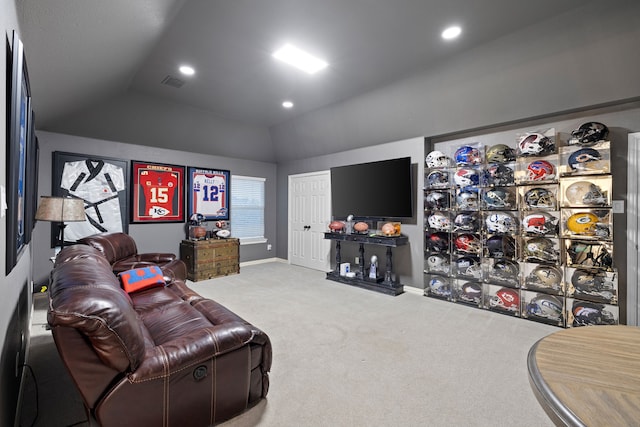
(48, 244, 272, 426)
(77, 232, 187, 282)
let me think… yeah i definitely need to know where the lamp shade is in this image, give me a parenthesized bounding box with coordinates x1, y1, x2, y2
(35, 196, 86, 222)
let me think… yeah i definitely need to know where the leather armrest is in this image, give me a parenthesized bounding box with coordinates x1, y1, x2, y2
(129, 322, 255, 382)
(138, 253, 176, 263)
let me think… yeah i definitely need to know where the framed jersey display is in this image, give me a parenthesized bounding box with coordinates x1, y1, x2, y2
(187, 167, 230, 221)
(132, 161, 185, 223)
(52, 152, 129, 247)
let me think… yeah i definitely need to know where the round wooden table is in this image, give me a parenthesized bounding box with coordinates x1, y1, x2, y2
(528, 325, 640, 426)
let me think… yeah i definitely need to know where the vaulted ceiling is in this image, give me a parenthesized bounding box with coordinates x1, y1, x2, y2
(17, 0, 589, 160)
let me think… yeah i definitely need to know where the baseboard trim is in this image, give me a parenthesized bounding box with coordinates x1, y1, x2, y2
(240, 257, 288, 267)
(403, 285, 423, 296)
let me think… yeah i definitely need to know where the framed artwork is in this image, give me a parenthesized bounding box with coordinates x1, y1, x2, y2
(52, 151, 129, 247)
(187, 167, 230, 221)
(23, 109, 39, 245)
(131, 161, 185, 223)
(6, 31, 31, 274)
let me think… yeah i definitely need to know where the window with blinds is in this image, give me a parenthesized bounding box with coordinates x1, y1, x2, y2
(231, 175, 266, 243)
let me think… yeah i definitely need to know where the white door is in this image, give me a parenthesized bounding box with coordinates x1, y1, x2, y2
(627, 132, 640, 326)
(288, 171, 331, 271)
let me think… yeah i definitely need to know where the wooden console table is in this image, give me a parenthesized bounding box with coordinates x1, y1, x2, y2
(324, 232, 408, 296)
(527, 325, 640, 427)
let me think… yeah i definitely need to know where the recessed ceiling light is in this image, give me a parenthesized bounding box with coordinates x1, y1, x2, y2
(272, 44, 328, 75)
(179, 65, 195, 76)
(441, 26, 462, 40)
(282, 101, 294, 109)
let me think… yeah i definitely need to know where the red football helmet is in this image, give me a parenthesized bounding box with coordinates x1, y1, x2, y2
(489, 288, 520, 311)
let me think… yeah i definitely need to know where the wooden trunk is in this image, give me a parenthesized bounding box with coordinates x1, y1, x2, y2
(180, 238, 240, 282)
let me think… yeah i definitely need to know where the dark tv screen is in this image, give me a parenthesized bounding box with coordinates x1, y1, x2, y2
(331, 157, 413, 219)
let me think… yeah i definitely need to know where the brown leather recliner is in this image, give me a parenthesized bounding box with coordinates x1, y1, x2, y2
(48, 244, 272, 426)
(77, 232, 187, 282)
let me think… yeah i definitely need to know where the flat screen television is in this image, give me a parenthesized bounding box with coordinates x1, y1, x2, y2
(330, 157, 413, 219)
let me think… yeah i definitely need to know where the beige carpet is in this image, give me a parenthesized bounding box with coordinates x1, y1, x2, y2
(20, 262, 556, 426)
(191, 262, 556, 427)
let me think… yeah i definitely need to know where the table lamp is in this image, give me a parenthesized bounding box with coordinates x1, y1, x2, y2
(35, 196, 86, 247)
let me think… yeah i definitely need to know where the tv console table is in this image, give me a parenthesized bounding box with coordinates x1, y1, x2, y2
(324, 232, 408, 296)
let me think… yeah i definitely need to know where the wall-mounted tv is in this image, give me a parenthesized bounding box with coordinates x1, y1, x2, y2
(330, 157, 413, 219)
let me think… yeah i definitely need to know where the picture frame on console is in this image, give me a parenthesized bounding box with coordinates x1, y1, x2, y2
(5, 31, 32, 274)
(131, 161, 185, 223)
(52, 151, 129, 246)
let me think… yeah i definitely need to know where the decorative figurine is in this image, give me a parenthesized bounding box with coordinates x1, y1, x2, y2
(369, 255, 378, 280)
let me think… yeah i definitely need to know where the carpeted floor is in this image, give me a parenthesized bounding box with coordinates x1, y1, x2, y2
(20, 261, 556, 426)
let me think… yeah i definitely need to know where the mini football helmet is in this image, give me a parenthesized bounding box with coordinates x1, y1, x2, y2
(518, 133, 555, 156)
(458, 282, 482, 304)
(456, 256, 482, 278)
(569, 122, 609, 146)
(484, 164, 514, 186)
(489, 288, 520, 312)
(486, 235, 516, 258)
(568, 148, 602, 170)
(526, 295, 563, 321)
(456, 189, 479, 210)
(426, 253, 450, 273)
(454, 234, 482, 254)
(428, 277, 451, 298)
(485, 212, 517, 234)
(526, 160, 555, 182)
(483, 188, 514, 209)
(571, 269, 614, 293)
(454, 168, 480, 187)
(428, 212, 451, 231)
(454, 145, 482, 166)
(564, 181, 607, 206)
(523, 237, 558, 262)
(427, 232, 450, 252)
(490, 258, 520, 282)
(523, 187, 556, 209)
(486, 144, 516, 163)
(572, 301, 615, 326)
(426, 150, 452, 168)
(425, 191, 450, 210)
(567, 242, 613, 269)
(453, 212, 479, 232)
(525, 265, 562, 290)
(427, 170, 450, 188)
(522, 212, 559, 235)
(566, 212, 599, 235)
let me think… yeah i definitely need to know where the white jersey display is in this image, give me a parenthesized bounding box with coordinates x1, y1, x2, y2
(60, 160, 125, 242)
(191, 171, 228, 218)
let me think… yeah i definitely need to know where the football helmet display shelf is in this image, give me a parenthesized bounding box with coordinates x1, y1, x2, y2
(424, 123, 618, 328)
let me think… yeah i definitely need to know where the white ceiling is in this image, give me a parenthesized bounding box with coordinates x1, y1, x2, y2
(17, 0, 587, 130)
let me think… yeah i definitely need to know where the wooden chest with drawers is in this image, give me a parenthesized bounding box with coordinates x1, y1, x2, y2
(180, 238, 239, 282)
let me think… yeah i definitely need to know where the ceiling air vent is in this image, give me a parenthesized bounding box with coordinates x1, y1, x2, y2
(161, 75, 185, 88)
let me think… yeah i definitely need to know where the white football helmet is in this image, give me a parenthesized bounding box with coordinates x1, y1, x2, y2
(426, 150, 451, 168)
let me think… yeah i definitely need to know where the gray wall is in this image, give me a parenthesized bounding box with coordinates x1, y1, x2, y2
(31, 131, 278, 285)
(47, 91, 277, 163)
(1, 1, 32, 424)
(278, 137, 425, 288)
(270, 1, 640, 161)
(273, 1, 640, 290)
